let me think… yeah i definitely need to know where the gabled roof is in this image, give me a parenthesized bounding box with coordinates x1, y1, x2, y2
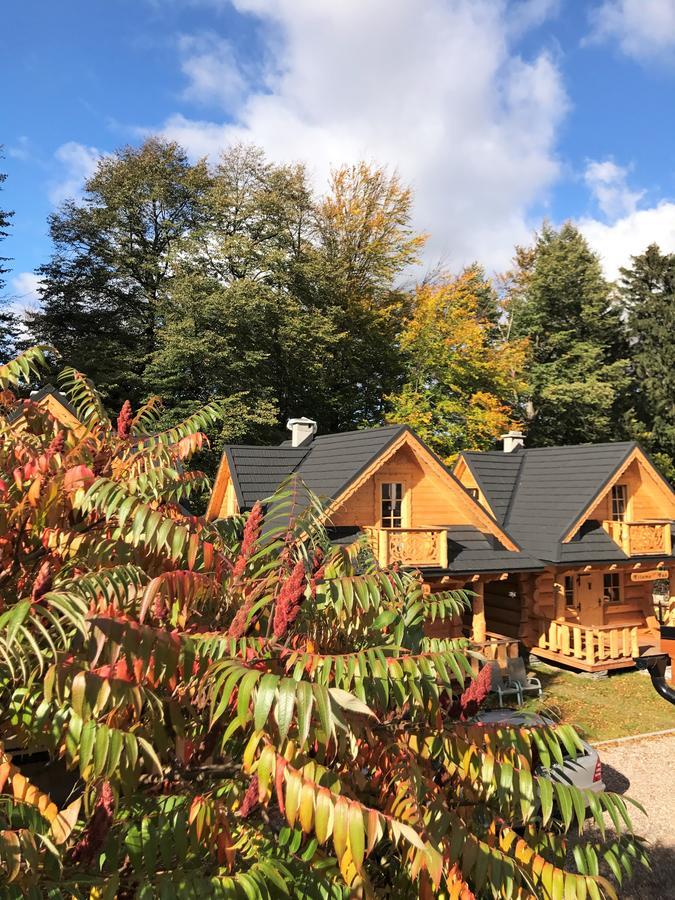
(7, 384, 82, 429)
(224, 425, 406, 511)
(459, 441, 639, 562)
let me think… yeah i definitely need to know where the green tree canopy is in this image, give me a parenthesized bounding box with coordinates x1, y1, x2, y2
(29, 142, 423, 446)
(507, 222, 629, 446)
(28, 138, 211, 409)
(620, 243, 675, 476)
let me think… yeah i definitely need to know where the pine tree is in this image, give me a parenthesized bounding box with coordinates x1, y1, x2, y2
(507, 222, 629, 446)
(620, 243, 675, 477)
(386, 266, 528, 461)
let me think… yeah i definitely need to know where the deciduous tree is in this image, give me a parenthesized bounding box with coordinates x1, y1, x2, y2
(387, 267, 528, 460)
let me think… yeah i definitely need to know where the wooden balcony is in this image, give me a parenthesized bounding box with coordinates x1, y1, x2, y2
(365, 527, 448, 568)
(603, 519, 672, 556)
(532, 619, 640, 672)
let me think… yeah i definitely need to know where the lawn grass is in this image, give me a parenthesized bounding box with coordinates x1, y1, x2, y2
(520, 661, 675, 742)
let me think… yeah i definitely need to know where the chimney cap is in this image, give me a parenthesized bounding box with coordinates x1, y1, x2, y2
(287, 417, 317, 447)
(501, 429, 525, 453)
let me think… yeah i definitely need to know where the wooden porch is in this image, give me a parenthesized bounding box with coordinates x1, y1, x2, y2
(531, 618, 644, 672)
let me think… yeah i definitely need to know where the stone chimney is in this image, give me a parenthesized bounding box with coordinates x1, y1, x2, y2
(287, 417, 318, 448)
(502, 429, 525, 453)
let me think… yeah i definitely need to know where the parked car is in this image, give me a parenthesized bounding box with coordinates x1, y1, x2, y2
(473, 708, 605, 794)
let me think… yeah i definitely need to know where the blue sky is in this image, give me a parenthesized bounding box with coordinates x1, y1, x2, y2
(5, 0, 675, 311)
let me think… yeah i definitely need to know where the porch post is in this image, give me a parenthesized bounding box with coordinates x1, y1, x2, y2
(553, 580, 566, 621)
(472, 581, 486, 644)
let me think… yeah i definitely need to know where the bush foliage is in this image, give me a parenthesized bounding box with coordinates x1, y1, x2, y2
(0, 349, 648, 898)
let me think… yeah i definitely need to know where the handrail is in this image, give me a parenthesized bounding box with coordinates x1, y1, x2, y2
(536, 617, 638, 667)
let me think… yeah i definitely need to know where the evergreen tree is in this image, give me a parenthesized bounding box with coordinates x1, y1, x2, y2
(386, 266, 528, 461)
(27, 138, 210, 408)
(507, 222, 629, 446)
(620, 243, 675, 477)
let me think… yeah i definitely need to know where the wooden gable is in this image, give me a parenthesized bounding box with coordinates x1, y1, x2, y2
(11, 389, 86, 438)
(452, 455, 496, 518)
(207, 456, 238, 520)
(563, 446, 675, 542)
(327, 430, 519, 551)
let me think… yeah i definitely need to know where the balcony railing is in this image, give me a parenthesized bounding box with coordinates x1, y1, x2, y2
(534, 619, 639, 671)
(603, 519, 672, 556)
(365, 527, 448, 568)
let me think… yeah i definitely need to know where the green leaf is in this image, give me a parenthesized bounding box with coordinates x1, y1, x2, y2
(276, 679, 297, 743)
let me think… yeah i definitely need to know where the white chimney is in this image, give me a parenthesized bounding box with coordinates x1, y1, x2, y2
(287, 417, 317, 448)
(502, 430, 525, 453)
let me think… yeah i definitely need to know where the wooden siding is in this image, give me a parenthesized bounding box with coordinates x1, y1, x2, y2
(567, 451, 675, 541)
(330, 444, 494, 530)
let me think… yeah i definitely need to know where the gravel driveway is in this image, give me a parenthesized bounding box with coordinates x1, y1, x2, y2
(594, 731, 675, 899)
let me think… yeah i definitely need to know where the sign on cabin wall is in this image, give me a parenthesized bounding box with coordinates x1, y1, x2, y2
(630, 569, 665, 582)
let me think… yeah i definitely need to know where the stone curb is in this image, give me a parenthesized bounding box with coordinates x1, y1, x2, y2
(591, 727, 675, 748)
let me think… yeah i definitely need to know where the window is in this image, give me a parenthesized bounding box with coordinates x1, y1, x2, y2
(380, 482, 403, 528)
(603, 572, 623, 603)
(611, 484, 627, 522)
(467, 487, 479, 501)
(564, 575, 576, 607)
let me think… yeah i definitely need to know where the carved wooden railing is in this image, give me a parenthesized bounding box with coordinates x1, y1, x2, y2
(365, 527, 448, 568)
(536, 619, 639, 669)
(603, 519, 672, 556)
(469, 630, 519, 671)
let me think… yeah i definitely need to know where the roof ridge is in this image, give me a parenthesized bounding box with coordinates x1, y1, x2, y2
(501, 450, 526, 529)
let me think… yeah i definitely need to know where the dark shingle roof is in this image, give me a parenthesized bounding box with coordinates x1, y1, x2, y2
(226, 446, 309, 509)
(442, 526, 541, 573)
(324, 525, 542, 575)
(6, 384, 81, 425)
(225, 425, 406, 511)
(294, 425, 405, 502)
(460, 442, 637, 563)
(463, 450, 523, 523)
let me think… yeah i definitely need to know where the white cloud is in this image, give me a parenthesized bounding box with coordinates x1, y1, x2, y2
(584, 158, 644, 219)
(155, 0, 567, 273)
(49, 142, 100, 205)
(7, 272, 43, 321)
(588, 0, 675, 62)
(178, 32, 248, 110)
(579, 203, 675, 280)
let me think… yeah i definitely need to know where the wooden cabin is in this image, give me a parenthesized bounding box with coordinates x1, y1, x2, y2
(208, 421, 675, 673)
(455, 433, 675, 672)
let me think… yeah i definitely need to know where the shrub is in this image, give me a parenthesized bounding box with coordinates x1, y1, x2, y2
(0, 349, 647, 897)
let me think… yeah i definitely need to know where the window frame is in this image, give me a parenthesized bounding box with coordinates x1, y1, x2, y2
(379, 481, 406, 529)
(564, 574, 577, 609)
(603, 571, 623, 604)
(611, 484, 628, 522)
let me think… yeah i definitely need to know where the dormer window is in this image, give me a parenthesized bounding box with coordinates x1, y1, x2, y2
(381, 482, 403, 528)
(611, 484, 628, 522)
